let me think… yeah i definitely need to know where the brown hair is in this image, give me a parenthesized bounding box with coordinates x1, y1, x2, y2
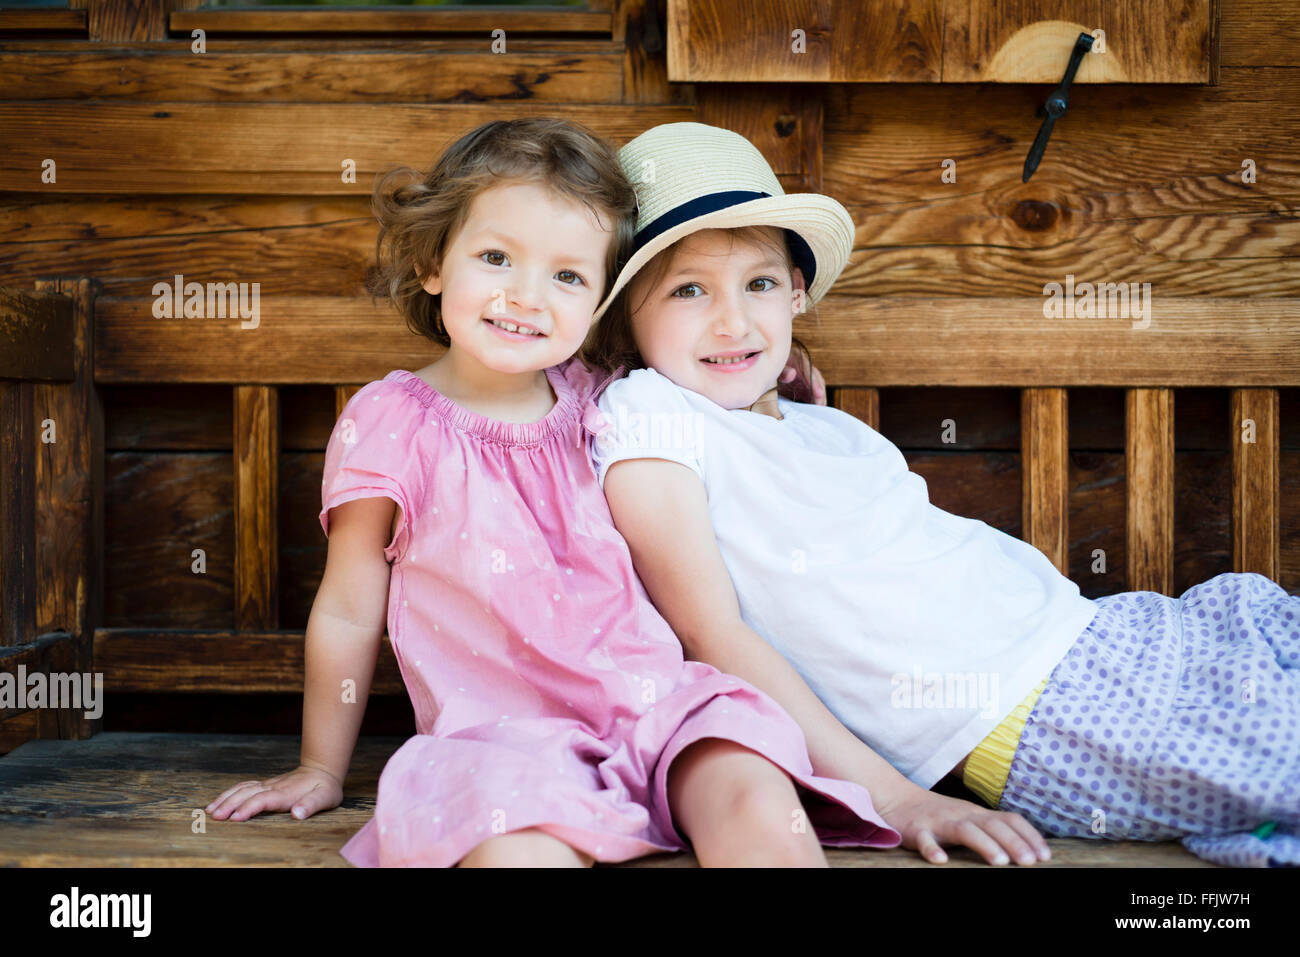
(366, 118, 638, 348)
(581, 225, 820, 402)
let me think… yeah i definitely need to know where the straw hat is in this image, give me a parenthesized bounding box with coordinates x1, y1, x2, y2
(591, 122, 856, 321)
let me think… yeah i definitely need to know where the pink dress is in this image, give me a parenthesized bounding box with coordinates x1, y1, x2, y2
(319, 355, 901, 866)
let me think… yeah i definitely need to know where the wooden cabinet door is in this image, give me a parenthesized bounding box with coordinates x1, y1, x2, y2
(668, 0, 1216, 83)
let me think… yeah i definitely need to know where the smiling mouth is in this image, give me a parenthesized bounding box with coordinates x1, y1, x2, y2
(485, 317, 545, 337)
(701, 351, 759, 365)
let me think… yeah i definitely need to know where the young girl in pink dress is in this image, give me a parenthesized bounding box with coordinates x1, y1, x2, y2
(203, 117, 908, 867)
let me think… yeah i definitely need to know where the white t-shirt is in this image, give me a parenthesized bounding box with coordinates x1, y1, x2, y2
(591, 367, 1100, 789)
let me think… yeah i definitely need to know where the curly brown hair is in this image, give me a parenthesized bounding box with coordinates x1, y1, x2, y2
(365, 118, 638, 348)
(580, 224, 821, 402)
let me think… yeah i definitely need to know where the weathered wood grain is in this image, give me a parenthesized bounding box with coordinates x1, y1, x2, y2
(668, 0, 945, 83)
(234, 386, 278, 631)
(0, 382, 37, 649)
(823, 69, 1300, 298)
(1221, 0, 1300, 66)
(103, 451, 233, 628)
(798, 298, 1299, 387)
(0, 8, 86, 33)
(170, 7, 613, 36)
(831, 386, 880, 430)
(0, 632, 77, 721)
(29, 278, 103, 742)
(0, 103, 694, 194)
(1230, 387, 1280, 578)
(620, 0, 686, 105)
(0, 287, 74, 381)
(1125, 388, 1175, 594)
(0, 49, 625, 102)
(92, 629, 405, 695)
(69, 0, 197, 44)
(0, 37, 625, 53)
(0, 196, 379, 299)
(1022, 388, 1070, 574)
(0, 731, 388, 867)
(942, 0, 1213, 83)
(667, 0, 1212, 83)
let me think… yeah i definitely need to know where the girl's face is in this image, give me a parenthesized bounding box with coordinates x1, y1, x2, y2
(627, 227, 805, 410)
(422, 180, 612, 376)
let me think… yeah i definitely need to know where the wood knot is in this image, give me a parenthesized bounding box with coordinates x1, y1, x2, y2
(1011, 199, 1058, 231)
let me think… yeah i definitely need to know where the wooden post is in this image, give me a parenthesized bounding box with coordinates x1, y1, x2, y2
(0, 279, 99, 745)
(1125, 388, 1175, 595)
(832, 387, 880, 431)
(616, 0, 684, 105)
(33, 278, 103, 739)
(68, 0, 203, 43)
(234, 386, 279, 631)
(0, 379, 37, 652)
(1021, 387, 1070, 575)
(334, 385, 363, 422)
(1230, 388, 1280, 580)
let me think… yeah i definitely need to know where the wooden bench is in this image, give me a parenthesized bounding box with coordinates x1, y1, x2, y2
(4, 276, 1292, 866)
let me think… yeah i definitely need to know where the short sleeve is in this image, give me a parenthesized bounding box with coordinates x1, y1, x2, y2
(318, 379, 420, 564)
(592, 368, 705, 488)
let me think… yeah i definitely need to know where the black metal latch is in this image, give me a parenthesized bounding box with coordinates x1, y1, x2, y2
(1022, 32, 1095, 182)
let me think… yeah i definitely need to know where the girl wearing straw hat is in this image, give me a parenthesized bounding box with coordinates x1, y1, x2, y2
(587, 122, 1300, 867)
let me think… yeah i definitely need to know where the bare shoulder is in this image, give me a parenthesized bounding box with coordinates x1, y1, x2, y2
(604, 457, 707, 514)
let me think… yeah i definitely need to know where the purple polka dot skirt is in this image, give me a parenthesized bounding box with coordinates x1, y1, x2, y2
(997, 573, 1300, 866)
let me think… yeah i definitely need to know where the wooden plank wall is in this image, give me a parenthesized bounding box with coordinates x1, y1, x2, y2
(817, 0, 1299, 602)
(0, 0, 1296, 743)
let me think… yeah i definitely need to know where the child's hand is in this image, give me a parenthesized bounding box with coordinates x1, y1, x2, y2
(778, 353, 827, 405)
(876, 787, 1051, 866)
(205, 766, 343, 823)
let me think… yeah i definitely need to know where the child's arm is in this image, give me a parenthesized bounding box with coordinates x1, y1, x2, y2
(206, 495, 393, 821)
(603, 456, 1051, 866)
(300, 496, 394, 783)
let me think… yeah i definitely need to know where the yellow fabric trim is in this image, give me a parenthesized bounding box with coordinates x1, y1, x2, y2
(962, 675, 1050, 808)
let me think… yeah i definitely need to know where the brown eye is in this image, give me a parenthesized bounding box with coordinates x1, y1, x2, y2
(481, 251, 506, 266)
(672, 283, 701, 298)
(749, 277, 777, 292)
